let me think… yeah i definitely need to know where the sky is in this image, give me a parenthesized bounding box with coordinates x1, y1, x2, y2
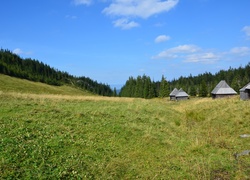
(1, 0, 250, 89)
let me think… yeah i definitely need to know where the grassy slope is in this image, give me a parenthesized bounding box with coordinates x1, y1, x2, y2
(0, 74, 93, 96)
(1, 76, 250, 179)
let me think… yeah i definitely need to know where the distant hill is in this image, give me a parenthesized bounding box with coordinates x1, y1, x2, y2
(0, 49, 113, 96)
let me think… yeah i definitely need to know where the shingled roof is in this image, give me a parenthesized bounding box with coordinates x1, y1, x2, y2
(176, 88, 189, 97)
(211, 80, 237, 95)
(170, 88, 179, 96)
(240, 82, 250, 92)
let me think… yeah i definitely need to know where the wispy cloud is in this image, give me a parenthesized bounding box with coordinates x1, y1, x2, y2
(103, 0, 179, 18)
(152, 43, 250, 64)
(155, 35, 170, 43)
(13, 48, 23, 55)
(242, 26, 250, 39)
(113, 18, 139, 30)
(73, 0, 92, 6)
(152, 44, 201, 59)
(168, 44, 201, 53)
(230, 47, 250, 56)
(103, 0, 178, 29)
(152, 44, 221, 64)
(65, 15, 78, 19)
(12, 48, 32, 55)
(184, 53, 220, 63)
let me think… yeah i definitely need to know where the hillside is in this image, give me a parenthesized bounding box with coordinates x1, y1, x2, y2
(0, 49, 113, 96)
(0, 74, 93, 96)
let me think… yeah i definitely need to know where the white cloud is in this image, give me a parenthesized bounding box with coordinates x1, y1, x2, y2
(152, 44, 201, 59)
(13, 48, 23, 55)
(168, 44, 200, 53)
(153, 51, 178, 59)
(103, 0, 179, 19)
(65, 15, 78, 19)
(184, 53, 220, 63)
(155, 35, 170, 43)
(242, 26, 250, 38)
(73, 0, 92, 6)
(12, 48, 32, 56)
(230, 47, 250, 56)
(152, 44, 221, 64)
(113, 18, 139, 29)
(71, 0, 178, 29)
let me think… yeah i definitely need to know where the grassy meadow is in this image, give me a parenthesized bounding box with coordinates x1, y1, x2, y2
(1, 75, 250, 179)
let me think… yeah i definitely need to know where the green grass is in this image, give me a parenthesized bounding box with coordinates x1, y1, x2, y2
(0, 74, 93, 96)
(1, 76, 250, 179)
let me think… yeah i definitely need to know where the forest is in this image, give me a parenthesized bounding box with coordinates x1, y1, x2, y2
(0, 49, 113, 96)
(119, 63, 250, 98)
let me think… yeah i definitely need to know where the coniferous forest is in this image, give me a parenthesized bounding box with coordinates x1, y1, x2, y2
(1, 48, 250, 98)
(0, 49, 113, 96)
(119, 64, 250, 98)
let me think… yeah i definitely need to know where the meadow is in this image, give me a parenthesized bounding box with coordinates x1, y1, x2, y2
(1, 74, 250, 179)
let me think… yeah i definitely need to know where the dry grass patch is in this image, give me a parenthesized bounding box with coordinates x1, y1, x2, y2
(0, 91, 135, 102)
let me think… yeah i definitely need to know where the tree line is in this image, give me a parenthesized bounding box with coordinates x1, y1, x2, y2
(119, 75, 170, 98)
(119, 63, 250, 98)
(2, 48, 249, 98)
(0, 49, 113, 96)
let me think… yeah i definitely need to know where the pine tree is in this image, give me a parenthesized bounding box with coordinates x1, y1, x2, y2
(159, 75, 170, 98)
(199, 80, 208, 97)
(190, 85, 197, 96)
(135, 76, 143, 97)
(143, 76, 150, 98)
(113, 88, 117, 97)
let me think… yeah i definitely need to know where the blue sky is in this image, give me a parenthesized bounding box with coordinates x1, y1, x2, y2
(1, 0, 250, 88)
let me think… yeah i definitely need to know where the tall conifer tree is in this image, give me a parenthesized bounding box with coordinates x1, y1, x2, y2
(159, 75, 170, 98)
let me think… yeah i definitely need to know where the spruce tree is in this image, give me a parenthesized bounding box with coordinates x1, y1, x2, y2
(113, 88, 117, 97)
(143, 76, 150, 98)
(190, 85, 197, 96)
(159, 75, 170, 98)
(199, 80, 208, 97)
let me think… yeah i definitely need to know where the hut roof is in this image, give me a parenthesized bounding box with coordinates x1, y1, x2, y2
(170, 88, 179, 96)
(176, 88, 189, 97)
(211, 80, 237, 95)
(240, 82, 250, 91)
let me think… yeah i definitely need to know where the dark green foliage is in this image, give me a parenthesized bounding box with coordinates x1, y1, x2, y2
(113, 88, 117, 97)
(119, 75, 156, 99)
(190, 85, 197, 97)
(120, 63, 250, 99)
(199, 80, 208, 97)
(0, 49, 113, 96)
(170, 66, 250, 96)
(159, 75, 170, 98)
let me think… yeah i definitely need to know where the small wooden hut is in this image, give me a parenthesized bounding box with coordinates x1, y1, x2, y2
(240, 82, 250, 100)
(175, 88, 189, 101)
(169, 88, 179, 100)
(211, 80, 237, 99)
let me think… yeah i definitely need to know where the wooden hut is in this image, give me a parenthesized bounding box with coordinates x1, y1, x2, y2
(211, 80, 237, 99)
(240, 82, 250, 100)
(169, 88, 179, 100)
(175, 88, 189, 101)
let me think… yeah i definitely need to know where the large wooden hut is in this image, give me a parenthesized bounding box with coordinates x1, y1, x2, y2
(240, 82, 250, 100)
(175, 88, 189, 101)
(169, 88, 179, 100)
(211, 80, 237, 99)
